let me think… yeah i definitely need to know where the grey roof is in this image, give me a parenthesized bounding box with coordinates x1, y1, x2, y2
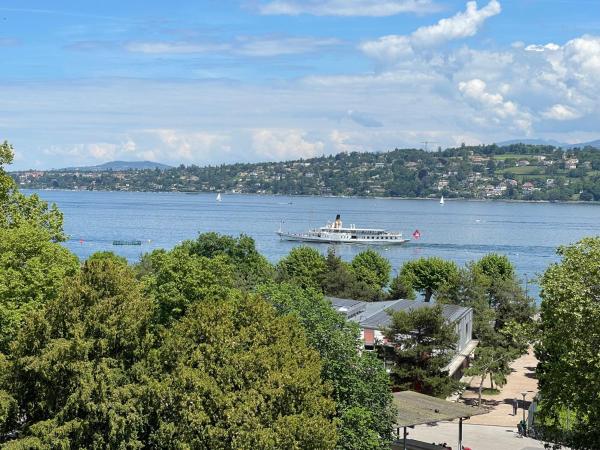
(328, 297, 471, 331)
(393, 391, 489, 427)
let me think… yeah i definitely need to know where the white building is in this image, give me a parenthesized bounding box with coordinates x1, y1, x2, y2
(328, 297, 477, 378)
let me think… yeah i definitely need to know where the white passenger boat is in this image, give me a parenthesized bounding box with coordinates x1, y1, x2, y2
(277, 215, 409, 245)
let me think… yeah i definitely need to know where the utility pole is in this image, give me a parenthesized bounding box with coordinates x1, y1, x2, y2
(421, 141, 439, 151)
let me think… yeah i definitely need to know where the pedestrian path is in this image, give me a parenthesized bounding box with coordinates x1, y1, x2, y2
(461, 347, 538, 427)
(410, 422, 545, 450)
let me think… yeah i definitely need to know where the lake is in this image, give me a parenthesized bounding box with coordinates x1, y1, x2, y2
(29, 190, 600, 301)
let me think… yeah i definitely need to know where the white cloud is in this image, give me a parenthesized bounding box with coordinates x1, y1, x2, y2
(542, 104, 581, 121)
(88, 143, 118, 159)
(125, 41, 229, 54)
(259, 0, 438, 17)
(252, 129, 324, 160)
(151, 129, 231, 161)
(235, 36, 341, 57)
(361, 0, 501, 62)
(458, 78, 532, 132)
(525, 43, 560, 52)
(125, 36, 341, 57)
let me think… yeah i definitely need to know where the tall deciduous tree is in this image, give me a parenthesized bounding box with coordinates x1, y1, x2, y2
(0, 224, 79, 353)
(398, 257, 459, 302)
(385, 305, 460, 397)
(276, 246, 327, 290)
(138, 245, 235, 325)
(351, 249, 392, 294)
(187, 232, 275, 289)
(259, 282, 395, 450)
(536, 238, 600, 447)
(0, 140, 66, 242)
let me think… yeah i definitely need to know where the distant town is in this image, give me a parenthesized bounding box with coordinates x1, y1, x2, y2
(12, 143, 600, 202)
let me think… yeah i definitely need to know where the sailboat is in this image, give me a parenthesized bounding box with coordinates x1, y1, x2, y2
(216, 193, 222, 202)
(440, 196, 445, 205)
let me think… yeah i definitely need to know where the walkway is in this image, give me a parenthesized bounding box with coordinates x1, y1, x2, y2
(461, 347, 538, 426)
(409, 422, 545, 450)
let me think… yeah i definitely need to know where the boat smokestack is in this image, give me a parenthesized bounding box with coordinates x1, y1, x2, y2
(335, 214, 342, 229)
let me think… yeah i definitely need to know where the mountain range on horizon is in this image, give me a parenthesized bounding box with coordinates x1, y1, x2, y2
(34, 139, 600, 173)
(58, 160, 173, 172)
(495, 138, 600, 149)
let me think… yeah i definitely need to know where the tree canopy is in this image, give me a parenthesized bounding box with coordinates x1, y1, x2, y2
(398, 257, 459, 302)
(384, 305, 459, 397)
(536, 238, 600, 448)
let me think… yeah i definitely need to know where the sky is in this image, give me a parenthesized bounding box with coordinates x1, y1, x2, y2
(2, 0, 600, 169)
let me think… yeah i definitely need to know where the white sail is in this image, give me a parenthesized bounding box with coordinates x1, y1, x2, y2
(216, 193, 222, 202)
(440, 196, 445, 205)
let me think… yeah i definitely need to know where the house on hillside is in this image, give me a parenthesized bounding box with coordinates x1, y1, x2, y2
(328, 297, 477, 378)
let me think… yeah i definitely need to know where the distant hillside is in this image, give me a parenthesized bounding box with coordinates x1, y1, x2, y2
(13, 143, 600, 202)
(497, 138, 600, 149)
(564, 139, 600, 150)
(62, 161, 172, 171)
(497, 139, 567, 147)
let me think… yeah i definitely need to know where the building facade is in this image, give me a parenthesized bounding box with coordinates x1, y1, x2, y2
(328, 297, 478, 378)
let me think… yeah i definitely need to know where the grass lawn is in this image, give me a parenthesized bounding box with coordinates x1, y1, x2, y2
(500, 166, 545, 175)
(492, 154, 541, 160)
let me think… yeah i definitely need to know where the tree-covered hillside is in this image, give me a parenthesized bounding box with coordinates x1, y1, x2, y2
(13, 143, 600, 201)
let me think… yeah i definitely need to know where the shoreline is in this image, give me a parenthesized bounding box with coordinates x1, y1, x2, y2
(22, 188, 600, 206)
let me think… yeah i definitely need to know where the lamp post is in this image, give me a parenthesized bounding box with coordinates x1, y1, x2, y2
(521, 391, 527, 423)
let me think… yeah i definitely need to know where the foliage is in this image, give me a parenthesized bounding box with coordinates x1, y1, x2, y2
(472, 253, 515, 281)
(276, 246, 327, 290)
(1, 140, 66, 242)
(465, 346, 517, 406)
(258, 282, 395, 449)
(536, 238, 600, 448)
(399, 257, 459, 302)
(435, 267, 498, 346)
(17, 144, 600, 202)
(384, 305, 460, 397)
(138, 244, 235, 325)
(350, 249, 392, 294)
(187, 232, 275, 289)
(388, 274, 415, 300)
(0, 257, 339, 449)
(143, 293, 338, 449)
(1, 256, 157, 447)
(0, 223, 79, 353)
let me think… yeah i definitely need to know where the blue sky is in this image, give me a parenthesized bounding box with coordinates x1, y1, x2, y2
(2, 0, 600, 169)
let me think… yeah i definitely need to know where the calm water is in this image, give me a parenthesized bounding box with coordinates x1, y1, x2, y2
(29, 190, 600, 301)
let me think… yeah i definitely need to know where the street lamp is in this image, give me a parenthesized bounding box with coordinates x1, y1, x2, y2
(521, 391, 527, 423)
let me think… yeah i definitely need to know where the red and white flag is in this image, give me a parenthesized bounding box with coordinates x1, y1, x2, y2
(412, 229, 421, 240)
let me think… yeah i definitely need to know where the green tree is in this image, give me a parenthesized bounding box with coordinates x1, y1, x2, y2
(138, 245, 235, 325)
(144, 293, 338, 449)
(187, 232, 274, 289)
(276, 246, 327, 290)
(399, 257, 459, 302)
(388, 274, 415, 300)
(436, 267, 499, 347)
(0, 256, 157, 447)
(472, 253, 515, 281)
(351, 249, 392, 293)
(0, 141, 66, 242)
(259, 283, 395, 449)
(385, 305, 459, 397)
(465, 346, 516, 405)
(0, 224, 79, 353)
(536, 238, 600, 447)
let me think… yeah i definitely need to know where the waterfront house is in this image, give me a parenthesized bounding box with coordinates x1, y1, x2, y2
(328, 297, 477, 378)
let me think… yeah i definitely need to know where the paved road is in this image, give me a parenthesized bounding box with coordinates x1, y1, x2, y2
(407, 422, 546, 450)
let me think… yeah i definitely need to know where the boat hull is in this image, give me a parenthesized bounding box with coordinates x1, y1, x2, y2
(277, 232, 410, 245)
